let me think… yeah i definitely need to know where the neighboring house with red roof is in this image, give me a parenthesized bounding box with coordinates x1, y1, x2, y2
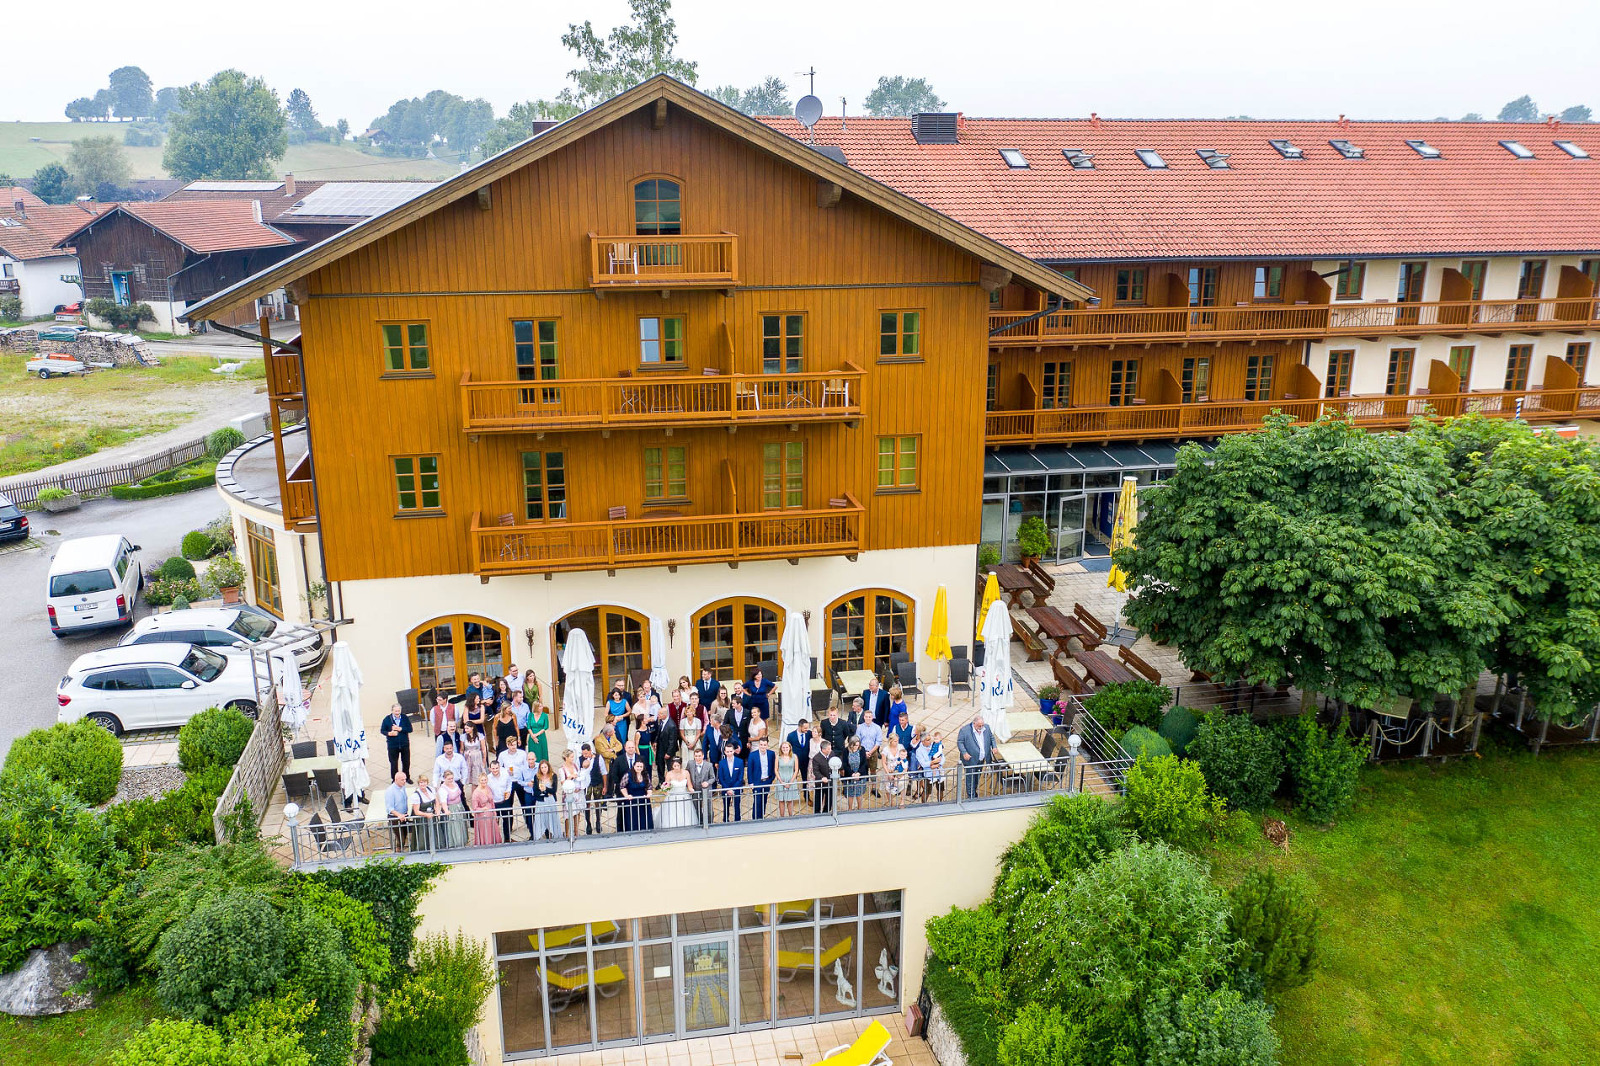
(0, 198, 111, 318)
(162, 175, 440, 246)
(54, 200, 298, 332)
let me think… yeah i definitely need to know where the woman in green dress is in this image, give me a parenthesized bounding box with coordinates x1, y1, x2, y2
(439, 769, 469, 848)
(525, 702, 551, 764)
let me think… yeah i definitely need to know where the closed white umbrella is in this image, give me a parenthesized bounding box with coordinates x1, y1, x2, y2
(560, 628, 596, 748)
(649, 616, 670, 691)
(977, 600, 1014, 742)
(779, 610, 812, 721)
(274, 650, 307, 733)
(328, 641, 371, 798)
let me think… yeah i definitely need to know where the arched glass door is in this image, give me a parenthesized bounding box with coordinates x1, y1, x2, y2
(407, 616, 507, 701)
(553, 606, 650, 704)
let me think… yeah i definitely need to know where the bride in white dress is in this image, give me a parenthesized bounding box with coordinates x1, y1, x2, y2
(660, 758, 696, 829)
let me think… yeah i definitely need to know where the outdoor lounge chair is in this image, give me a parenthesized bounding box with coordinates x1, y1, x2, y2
(544, 963, 627, 1011)
(948, 657, 974, 702)
(811, 1019, 893, 1066)
(528, 920, 620, 959)
(777, 936, 853, 982)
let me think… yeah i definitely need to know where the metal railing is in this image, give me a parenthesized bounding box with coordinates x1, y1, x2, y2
(588, 234, 739, 288)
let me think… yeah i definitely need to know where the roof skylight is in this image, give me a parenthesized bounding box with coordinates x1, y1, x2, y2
(1196, 149, 1231, 169)
(1135, 149, 1167, 169)
(1554, 140, 1590, 158)
(1268, 139, 1303, 159)
(999, 149, 1029, 168)
(1500, 140, 1535, 158)
(1062, 149, 1094, 169)
(1329, 139, 1364, 159)
(1405, 139, 1442, 158)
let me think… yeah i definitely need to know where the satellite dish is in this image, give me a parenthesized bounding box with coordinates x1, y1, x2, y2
(795, 95, 824, 128)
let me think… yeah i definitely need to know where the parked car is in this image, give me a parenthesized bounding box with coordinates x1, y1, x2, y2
(26, 354, 88, 379)
(57, 643, 264, 735)
(120, 605, 328, 669)
(37, 323, 85, 342)
(45, 534, 142, 636)
(0, 492, 26, 542)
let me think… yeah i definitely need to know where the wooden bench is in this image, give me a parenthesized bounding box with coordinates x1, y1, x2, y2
(1072, 604, 1108, 643)
(1011, 615, 1047, 662)
(1118, 645, 1163, 684)
(1026, 558, 1057, 594)
(1052, 654, 1089, 695)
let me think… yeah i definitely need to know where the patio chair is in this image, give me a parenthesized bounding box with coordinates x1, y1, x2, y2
(607, 242, 639, 275)
(822, 376, 851, 409)
(895, 661, 923, 707)
(951, 645, 967, 663)
(281, 771, 312, 802)
(544, 963, 627, 1011)
(307, 813, 353, 859)
(735, 381, 761, 410)
(811, 687, 834, 716)
(324, 739, 337, 756)
(290, 740, 318, 760)
(777, 936, 853, 982)
(395, 687, 421, 721)
(812, 1019, 893, 1066)
(948, 657, 974, 702)
(756, 660, 779, 685)
(312, 768, 342, 802)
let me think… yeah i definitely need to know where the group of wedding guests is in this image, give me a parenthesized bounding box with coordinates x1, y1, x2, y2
(377, 663, 998, 851)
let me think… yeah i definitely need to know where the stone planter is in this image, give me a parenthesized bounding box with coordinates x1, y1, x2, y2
(38, 492, 81, 514)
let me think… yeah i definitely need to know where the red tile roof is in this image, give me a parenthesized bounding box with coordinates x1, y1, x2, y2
(0, 202, 112, 260)
(56, 200, 296, 254)
(762, 116, 1600, 261)
(1, 187, 47, 211)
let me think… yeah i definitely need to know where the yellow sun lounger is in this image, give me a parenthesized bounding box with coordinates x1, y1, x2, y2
(776, 936, 853, 981)
(527, 919, 620, 954)
(753, 899, 832, 922)
(812, 1019, 893, 1066)
(543, 963, 627, 1010)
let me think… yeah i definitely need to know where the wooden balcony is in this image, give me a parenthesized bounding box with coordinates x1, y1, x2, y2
(459, 365, 864, 433)
(281, 450, 316, 530)
(986, 387, 1600, 445)
(470, 496, 865, 576)
(265, 351, 302, 398)
(989, 296, 1600, 347)
(0, 278, 19, 294)
(588, 233, 739, 290)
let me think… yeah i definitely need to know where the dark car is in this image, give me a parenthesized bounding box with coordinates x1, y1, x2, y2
(0, 493, 28, 542)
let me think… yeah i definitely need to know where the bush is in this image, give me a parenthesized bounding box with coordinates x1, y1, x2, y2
(207, 552, 246, 590)
(144, 576, 209, 607)
(0, 774, 127, 971)
(1277, 714, 1366, 824)
(159, 555, 196, 580)
(86, 297, 155, 331)
(1016, 516, 1050, 559)
(295, 881, 390, 988)
(204, 514, 235, 553)
(111, 469, 216, 500)
(206, 426, 246, 458)
(1084, 679, 1172, 735)
(926, 903, 1007, 994)
(1122, 753, 1225, 852)
(113, 1013, 310, 1066)
(1188, 713, 1284, 811)
(282, 905, 360, 1066)
(303, 861, 445, 986)
(36, 486, 72, 503)
(1142, 986, 1281, 1066)
(992, 794, 1128, 942)
(0, 719, 124, 804)
(181, 531, 214, 560)
(925, 958, 1003, 1065)
(156, 890, 290, 1022)
(0, 294, 21, 321)
(370, 933, 495, 1066)
(998, 1002, 1085, 1066)
(1230, 868, 1319, 998)
(978, 544, 1001, 568)
(1159, 706, 1201, 756)
(178, 705, 253, 775)
(1120, 725, 1172, 761)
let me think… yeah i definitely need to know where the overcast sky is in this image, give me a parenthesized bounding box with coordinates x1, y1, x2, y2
(16, 0, 1600, 126)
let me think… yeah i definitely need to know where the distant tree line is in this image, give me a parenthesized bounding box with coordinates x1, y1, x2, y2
(1444, 96, 1591, 122)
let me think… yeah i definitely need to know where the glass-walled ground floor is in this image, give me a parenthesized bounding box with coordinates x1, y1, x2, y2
(495, 892, 904, 1058)
(982, 442, 1215, 563)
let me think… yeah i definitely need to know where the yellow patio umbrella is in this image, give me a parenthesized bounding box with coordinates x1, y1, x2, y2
(926, 585, 953, 662)
(1106, 476, 1139, 593)
(976, 571, 1000, 642)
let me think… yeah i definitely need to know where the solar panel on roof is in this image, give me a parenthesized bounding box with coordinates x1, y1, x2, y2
(284, 182, 437, 218)
(185, 181, 284, 191)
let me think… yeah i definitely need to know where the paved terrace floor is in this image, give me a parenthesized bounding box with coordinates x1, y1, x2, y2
(515, 1013, 934, 1066)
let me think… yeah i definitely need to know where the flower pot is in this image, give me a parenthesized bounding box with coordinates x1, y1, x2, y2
(221, 584, 242, 605)
(1021, 554, 1040, 568)
(1040, 697, 1057, 718)
(39, 493, 81, 513)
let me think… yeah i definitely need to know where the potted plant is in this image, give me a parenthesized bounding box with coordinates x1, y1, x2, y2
(977, 544, 1001, 569)
(35, 486, 81, 513)
(207, 552, 247, 605)
(1016, 516, 1050, 566)
(1038, 683, 1061, 719)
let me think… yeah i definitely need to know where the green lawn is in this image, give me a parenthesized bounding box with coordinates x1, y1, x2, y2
(0, 988, 158, 1064)
(1212, 741, 1600, 1066)
(0, 121, 460, 181)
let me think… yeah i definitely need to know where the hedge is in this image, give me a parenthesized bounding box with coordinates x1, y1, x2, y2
(111, 470, 217, 500)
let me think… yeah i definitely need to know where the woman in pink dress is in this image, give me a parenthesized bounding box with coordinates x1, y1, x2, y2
(470, 774, 501, 845)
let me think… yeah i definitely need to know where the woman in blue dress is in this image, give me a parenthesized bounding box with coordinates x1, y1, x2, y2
(623, 759, 655, 832)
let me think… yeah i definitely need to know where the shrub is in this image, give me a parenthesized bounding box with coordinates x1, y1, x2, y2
(113, 1014, 310, 1066)
(36, 486, 72, 503)
(993, 794, 1127, 935)
(1142, 987, 1281, 1066)
(926, 903, 1007, 992)
(1016, 516, 1050, 559)
(159, 555, 196, 580)
(178, 705, 253, 775)
(295, 880, 390, 988)
(282, 906, 360, 1066)
(978, 544, 1001, 568)
(111, 468, 216, 500)
(1084, 679, 1172, 735)
(0, 719, 124, 804)
(86, 297, 155, 331)
(1120, 725, 1172, 761)
(370, 933, 495, 1066)
(206, 426, 246, 458)
(0, 773, 127, 971)
(998, 1002, 1085, 1066)
(303, 861, 445, 986)
(1122, 753, 1225, 852)
(180, 531, 213, 560)
(1159, 705, 1201, 756)
(925, 958, 1003, 1065)
(1277, 714, 1366, 824)
(204, 513, 235, 553)
(0, 293, 21, 321)
(156, 889, 290, 1022)
(1230, 868, 1319, 998)
(207, 551, 246, 590)
(1188, 713, 1284, 811)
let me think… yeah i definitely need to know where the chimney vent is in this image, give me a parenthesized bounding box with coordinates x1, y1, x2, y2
(284, 173, 296, 196)
(12, 199, 24, 218)
(910, 113, 959, 145)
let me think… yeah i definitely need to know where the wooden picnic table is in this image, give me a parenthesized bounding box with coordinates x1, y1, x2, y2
(989, 564, 1044, 603)
(1074, 647, 1139, 687)
(1026, 605, 1098, 651)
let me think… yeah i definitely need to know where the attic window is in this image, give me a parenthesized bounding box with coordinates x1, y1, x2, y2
(1554, 140, 1590, 159)
(999, 149, 1029, 168)
(1196, 149, 1230, 169)
(1329, 139, 1364, 159)
(1405, 139, 1442, 158)
(1268, 139, 1303, 159)
(1500, 140, 1535, 158)
(0, 218, 20, 228)
(1062, 149, 1094, 169)
(1135, 149, 1167, 169)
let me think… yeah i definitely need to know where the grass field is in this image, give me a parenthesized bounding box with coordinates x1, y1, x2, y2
(1212, 740, 1600, 1066)
(0, 354, 261, 477)
(0, 987, 158, 1064)
(0, 121, 460, 182)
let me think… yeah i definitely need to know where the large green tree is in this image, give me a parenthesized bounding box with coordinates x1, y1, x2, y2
(108, 66, 153, 119)
(163, 70, 287, 181)
(558, 0, 698, 109)
(286, 88, 319, 135)
(68, 135, 130, 196)
(369, 90, 493, 152)
(863, 76, 945, 116)
(151, 86, 182, 122)
(1119, 415, 1501, 708)
(31, 162, 73, 204)
(1498, 94, 1539, 122)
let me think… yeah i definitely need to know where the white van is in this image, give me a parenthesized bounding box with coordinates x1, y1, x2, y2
(46, 534, 143, 636)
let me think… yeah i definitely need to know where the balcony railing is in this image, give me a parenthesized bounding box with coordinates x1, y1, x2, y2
(989, 297, 1600, 346)
(266, 351, 302, 397)
(985, 387, 1600, 444)
(459, 365, 864, 433)
(283, 479, 315, 528)
(471, 495, 865, 576)
(0, 278, 19, 294)
(588, 233, 739, 289)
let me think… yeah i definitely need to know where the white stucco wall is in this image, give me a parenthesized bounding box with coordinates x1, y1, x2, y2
(220, 487, 322, 625)
(17, 255, 85, 318)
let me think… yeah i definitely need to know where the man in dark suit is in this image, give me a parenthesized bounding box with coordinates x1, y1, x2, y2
(819, 705, 853, 756)
(694, 669, 722, 712)
(717, 742, 746, 822)
(956, 712, 998, 799)
(687, 747, 716, 823)
(746, 736, 776, 819)
(811, 740, 836, 814)
(607, 740, 639, 831)
(382, 703, 413, 778)
(725, 700, 752, 755)
(653, 712, 680, 785)
(786, 718, 812, 781)
(861, 677, 890, 726)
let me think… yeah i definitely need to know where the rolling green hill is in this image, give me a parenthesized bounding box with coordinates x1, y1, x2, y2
(0, 121, 461, 182)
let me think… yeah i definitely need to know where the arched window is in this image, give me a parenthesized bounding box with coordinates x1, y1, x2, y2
(693, 597, 782, 680)
(634, 178, 681, 236)
(407, 615, 507, 702)
(553, 605, 650, 704)
(826, 590, 913, 678)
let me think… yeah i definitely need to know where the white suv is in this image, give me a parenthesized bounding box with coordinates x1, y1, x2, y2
(120, 606, 327, 669)
(57, 643, 264, 735)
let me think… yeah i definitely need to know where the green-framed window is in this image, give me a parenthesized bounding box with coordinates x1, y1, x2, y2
(761, 442, 803, 510)
(877, 435, 918, 490)
(513, 319, 559, 402)
(393, 455, 441, 512)
(761, 313, 804, 374)
(639, 316, 684, 365)
(878, 311, 921, 358)
(382, 323, 429, 372)
(521, 451, 566, 521)
(644, 446, 688, 501)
